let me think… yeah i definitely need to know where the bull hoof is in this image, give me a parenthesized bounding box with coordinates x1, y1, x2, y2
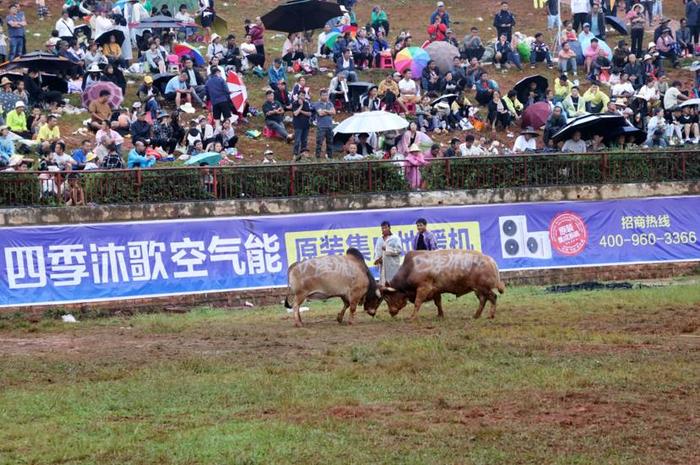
(473, 314, 481, 319)
(336, 314, 344, 324)
(347, 319, 354, 326)
(488, 315, 495, 319)
(294, 321, 303, 328)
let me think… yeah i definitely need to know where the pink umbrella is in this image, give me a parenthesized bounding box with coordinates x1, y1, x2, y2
(81, 81, 123, 109)
(226, 71, 247, 113)
(521, 102, 552, 130)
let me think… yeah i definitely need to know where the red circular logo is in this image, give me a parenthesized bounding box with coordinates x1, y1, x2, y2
(549, 212, 588, 256)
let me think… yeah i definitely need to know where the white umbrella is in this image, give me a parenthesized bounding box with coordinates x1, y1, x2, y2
(680, 98, 700, 108)
(333, 110, 409, 134)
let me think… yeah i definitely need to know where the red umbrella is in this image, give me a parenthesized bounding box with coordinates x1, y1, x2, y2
(226, 71, 247, 113)
(81, 81, 124, 109)
(521, 102, 552, 130)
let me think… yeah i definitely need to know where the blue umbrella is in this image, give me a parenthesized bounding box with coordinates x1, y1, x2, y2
(185, 152, 222, 166)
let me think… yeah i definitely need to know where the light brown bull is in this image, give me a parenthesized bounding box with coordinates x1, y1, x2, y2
(284, 248, 381, 327)
(381, 249, 505, 320)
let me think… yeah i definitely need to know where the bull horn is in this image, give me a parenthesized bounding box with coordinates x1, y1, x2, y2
(375, 289, 381, 298)
(384, 287, 397, 292)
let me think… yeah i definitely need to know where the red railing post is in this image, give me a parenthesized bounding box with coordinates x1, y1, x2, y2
(367, 161, 373, 191)
(289, 164, 295, 196)
(601, 153, 608, 183)
(444, 158, 451, 188)
(135, 169, 142, 202)
(681, 152, 687, 179)
(523, 156, 528, 186)
(212, 167, 218, 199)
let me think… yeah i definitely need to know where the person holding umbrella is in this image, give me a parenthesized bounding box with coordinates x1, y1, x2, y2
(103, 34, 126, 69)
(88, 89, 113, 131)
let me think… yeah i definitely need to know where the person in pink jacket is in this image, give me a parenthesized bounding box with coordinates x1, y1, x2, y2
(404, 143, 428, 190)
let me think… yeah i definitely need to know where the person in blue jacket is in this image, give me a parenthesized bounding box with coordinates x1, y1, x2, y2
(127, 139, 156, 168)
(205, 66, 234, 123)
(267, 58, 287, 87)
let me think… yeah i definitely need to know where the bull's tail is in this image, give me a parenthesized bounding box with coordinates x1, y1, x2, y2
(497, 281, 506, 294)
(284, 295, 293, 309)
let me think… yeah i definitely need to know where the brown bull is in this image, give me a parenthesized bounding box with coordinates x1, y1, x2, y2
(381, 249, 505, 320)
(284, 248, 381, 327)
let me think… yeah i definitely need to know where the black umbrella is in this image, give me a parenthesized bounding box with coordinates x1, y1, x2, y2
(152, 72, 175, 93)
(551, 114, 628, 143)
(605, 15, 628, 35)
(74, 24, 92, 41)
(348, 81, 375, 112)
(431, 93, 458, 107)
(95, 29, 126, 47)
(513, 75, 549, 103)
(605, 125, 646, 144)
(40, 74, 69, 93)
(134, 15, 189, 29)
(261, 0, 343, 33)
(0, 51, 78, 73)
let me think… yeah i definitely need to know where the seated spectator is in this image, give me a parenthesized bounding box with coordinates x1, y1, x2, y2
(291, 76, 310, 101)
(444, 138, 459, 157)
(351, 29, 370, 69)
(612, 39, 630, 70)
(474, 72, 498, 106)
(459, 133, 485, 156)
(371, 30, 390, 67)
(355, 133, 374, 157)
(102, 34, 126, 69)
(71, 139, 92, 166)
(268, 58, 287, 87)
(145, 41, 166, 73)
(336, 49, 358, 82)
(589, 133, 607, 151)
(591, 47, 612, 83)
(360, 86, 381, 112)
(487, 90, 512, 132)
(273, 81, 294, 111)
(543, 106, 567, 145)
(494, 34, 522, 70)
(584, 37, 603, 75)
(512, 127, 539, 153)
(623, 54, 645, 89)
(165, 72, 196, 108)
(582, 83, 610, 113)
(130, 110, 152, 143)
(6, 100, 30, 138)
(560, 20, 577, 44)
(427, 16, 447, 42)
(371, 5, 390, 35)
(206, 33, 225, 61)
(127, 140, 156, 168)
(37, 115, 61, 143)
(644, 128, 668, 148)
(462, 27, 484, 61)
(329, 73, 350, 110)
(88, 89, 113, 131)
(503, 89, 523, 119)
(656, 29, 679, 68)
(558, 41, 577, 76)
(398, 69, 419, 110)
(578, 23, 595, 44)
(530, 32, 553, 69)
(679, 105, 700, 143)
(152, 112, 177, 153)
(96, 120, 124, 151)
(0, 126, 14, 164)
(554, 74, 573, 103)
(612, 73, 635, 98)
(52, 140, 76, 170)
(421, 60, 442, 94)
(262, 90, 293, 142)
(343, 142, 364, 160)
(561, 130, 587, 152)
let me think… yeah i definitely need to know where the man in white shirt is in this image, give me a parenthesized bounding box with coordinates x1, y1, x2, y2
(459, 134, 485, 156)
(611, 73, 635, 98)
(561, 130, 587, 152)
(55, 9, 75, 42)
(398, 69, 418, 108)
(571, 0, 590, 32)
(512, 127, 539, 153)
(663, 80, 687, 110)
(636, 79, 660, 106)
(317, 24, 332, 57)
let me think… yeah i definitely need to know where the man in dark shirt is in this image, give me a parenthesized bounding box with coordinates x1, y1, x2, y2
(492, 1, 515, 42)
(262, 90, 293, 141)
(130, 111, 152, 143)
(444, 138, 459, 157)
(291, 92, 312, 160)
(274, 81, 293, 111)
(412, 218, 439, 251)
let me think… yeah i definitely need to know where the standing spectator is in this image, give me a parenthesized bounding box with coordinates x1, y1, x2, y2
(686, 0, 700, 46)
(314, 89, 335, 159)
(197, 0, 215, 43)
(546, 0, 560, 30)
(429, 1, 450, 27)
(530, 33, 553, 69)
(55, 9, 75, 43)
(677, 18, 692, 57)
(627, 4, 646, 57)
(249, 16, 266, 67)
(462, 27, 485, 61)
(291, 91, 312, 160)
(493, 1, 515, 42)
(371, 5, 390, 35)
(6, 3, 27, 61)
(586, 2, 606, 40)
(205, 67, 234, 124)
(413, 218, 439, 250)
(262, 90, 293, 142)
(571, 0, 590, 31)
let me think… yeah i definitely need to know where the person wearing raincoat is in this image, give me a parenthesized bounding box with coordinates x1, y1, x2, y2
(373, 221, 403, 286)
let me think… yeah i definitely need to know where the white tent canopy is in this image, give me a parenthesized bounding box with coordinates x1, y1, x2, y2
(333, 111, 409, 134)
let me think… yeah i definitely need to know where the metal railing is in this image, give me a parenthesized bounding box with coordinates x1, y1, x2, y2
(1, 150, 698, 207)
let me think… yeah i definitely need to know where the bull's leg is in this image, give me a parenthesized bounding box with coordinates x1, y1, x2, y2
(409, 289, 430, 321)
(293, 295, 305, 327)
(473, 292, 487, 319)
(434, 294, 444, 318)
(347, 302, 358, 325)
(486, 292, 498, 319)
(337, 297, 350, 324)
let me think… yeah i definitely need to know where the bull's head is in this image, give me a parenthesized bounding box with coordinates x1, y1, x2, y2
(363, 288, 382, 317)
(380, 287, 408, 316)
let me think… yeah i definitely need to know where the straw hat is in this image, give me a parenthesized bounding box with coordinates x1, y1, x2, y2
(179, 102, 196, 113)
(264, 149, 274, 155)
(613, 97, 627, 107)
(144, 75, 153, 84)
(0, 77, 12, 87)
(210, 33, 221, 43)
(87, 63, 101, 73)
(643, 54, 653, 61)
(520, 126, 539, 136)
(408, 143, 421, 153)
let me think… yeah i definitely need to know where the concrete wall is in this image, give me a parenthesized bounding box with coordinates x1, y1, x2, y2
(2, 181, 699, 226)
(2, 181, 698, 313)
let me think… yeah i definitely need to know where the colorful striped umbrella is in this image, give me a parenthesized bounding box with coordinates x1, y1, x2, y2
(394, 46, 430, 79)
(172, 43, 205, 66)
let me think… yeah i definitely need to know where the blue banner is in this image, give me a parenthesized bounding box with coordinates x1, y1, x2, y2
(1, 196, 699, 307)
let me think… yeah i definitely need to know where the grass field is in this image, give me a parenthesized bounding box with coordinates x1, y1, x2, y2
(1, 280, 699, 464)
